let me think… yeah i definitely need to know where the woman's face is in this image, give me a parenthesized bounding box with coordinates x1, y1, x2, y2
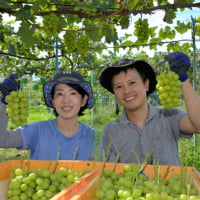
(51, 84, 88, 120)
(112, 68, 149, 112)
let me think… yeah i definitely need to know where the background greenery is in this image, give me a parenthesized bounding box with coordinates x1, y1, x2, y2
(0, 0, 200, 171)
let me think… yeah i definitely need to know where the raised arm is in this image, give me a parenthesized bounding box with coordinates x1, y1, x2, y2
(165, 52, 200, 133)
(0, 75, 23, 148)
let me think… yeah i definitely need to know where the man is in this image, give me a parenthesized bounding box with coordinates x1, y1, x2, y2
(98, 52, 200, 165)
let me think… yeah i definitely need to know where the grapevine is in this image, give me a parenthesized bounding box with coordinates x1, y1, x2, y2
(134, 18, 149, 43)
(5, 91, 29, 126)
(156, 70, 182, 109)
(43, 13, 59, 38)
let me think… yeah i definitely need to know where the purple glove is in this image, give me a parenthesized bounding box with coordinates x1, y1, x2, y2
(0, 74, 20, 103)
(165, 52, 191, 82)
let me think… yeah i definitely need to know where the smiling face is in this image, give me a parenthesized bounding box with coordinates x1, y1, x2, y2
(112, 68, 149, 112)
(51, 83, 88, 120)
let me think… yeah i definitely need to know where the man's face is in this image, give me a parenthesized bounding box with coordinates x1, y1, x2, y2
(112, 68, 149, 112)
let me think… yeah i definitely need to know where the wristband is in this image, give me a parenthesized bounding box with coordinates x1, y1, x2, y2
(179, 74, 188, 82)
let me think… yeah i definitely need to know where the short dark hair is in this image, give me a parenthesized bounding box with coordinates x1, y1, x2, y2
(111, 65, 150, 95)
(51, 83, 89, 117)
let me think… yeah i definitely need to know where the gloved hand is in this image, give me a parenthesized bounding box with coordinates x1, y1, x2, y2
(165, 52, 191, 82)
(0, 74, 20, 103)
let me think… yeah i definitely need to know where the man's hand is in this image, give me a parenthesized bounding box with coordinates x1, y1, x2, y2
(165, 52, 191, 82)
(0, 74, 20, 96)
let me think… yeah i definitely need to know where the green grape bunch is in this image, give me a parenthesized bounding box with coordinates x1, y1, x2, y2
(76, 36, 90, 55)
(5, 91, 29, 126)
(43, 13, 59, 38)
(95, 164, 200, 200)
(156, 71, 182, 109)
(6, 166, 89, 200)
(134, 18, 150, 42)
(63, 31, 76, 53)
(195, 16, 200, 36)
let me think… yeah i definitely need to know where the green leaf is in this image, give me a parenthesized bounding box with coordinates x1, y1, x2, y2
(127, 0, 139, 9)
(31, 0, 49, 13)
(21, 78, 28, 84)
(14, 5, 32, 20)
(118, 15, 130, 29)
(120, 40, 134, 47)
(8, 43, 16, 55)
(32, 84, 39, 90)
(0, 31, 4, 42)
(58, 16, 67, 30)
(17, 22, 36, 48)
(0, 0, 10, 8)
(38, 78, 46, 85)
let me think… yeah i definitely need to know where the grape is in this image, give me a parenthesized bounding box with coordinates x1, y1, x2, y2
(95, 163, 200, 200)
(43, 13, 59, 38)
(156, 71, 181, 108)
(196, 23, 200, 36)
(6, 165, 90, 200)
(134, 18, 150, 42)
(76, 36, 90, 55)
(63, 31, 76, 53)
(5, 91, 29, 126)
(14, 168, 23, 176)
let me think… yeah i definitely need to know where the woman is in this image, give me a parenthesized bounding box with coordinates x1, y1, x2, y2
(0, 71, 96, 160)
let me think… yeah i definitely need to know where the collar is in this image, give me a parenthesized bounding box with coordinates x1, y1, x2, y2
(121, 104, 158, 125)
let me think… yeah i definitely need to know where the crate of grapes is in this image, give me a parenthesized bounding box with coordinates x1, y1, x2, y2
(0, 160, 100, 200)
(1, 160, 200, 200)
(60, 162, 200, 200)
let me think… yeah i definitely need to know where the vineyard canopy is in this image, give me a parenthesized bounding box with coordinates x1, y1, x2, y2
(0, 0, 200, 76)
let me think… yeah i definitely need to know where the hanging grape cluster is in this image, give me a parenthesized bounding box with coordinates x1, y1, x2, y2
(156, 71, 182, 108)
(63, 32, 76, 53)
(134, 18, 149, 42)
(5, 91, 29, 126)
(63, 33, 90, 55)
(43, 13, 59, 37)
(196, 16, 200, 36)
(6, 166, 89, 200)
(76, 36, 90, 55)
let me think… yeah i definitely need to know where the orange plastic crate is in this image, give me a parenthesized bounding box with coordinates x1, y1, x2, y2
(1, 160, 200, 200)
(61, 162, 200, 200)
(0, 160, 100, 200)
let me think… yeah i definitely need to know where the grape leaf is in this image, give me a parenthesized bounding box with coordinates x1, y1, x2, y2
(127, 0, 139, 9)
(118, 15, 130, 29)
(14, 5, 32, 20)
(0, 0, 10, 9)
(8, 43, 16, 55)
(31, 0, 49, 13)
(17, 22, 36, 48)
(120, 40, 134, 47)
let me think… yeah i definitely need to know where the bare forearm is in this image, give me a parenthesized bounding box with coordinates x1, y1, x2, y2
(182, 79, 200, 132)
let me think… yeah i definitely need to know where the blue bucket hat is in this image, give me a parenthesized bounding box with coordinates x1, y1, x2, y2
(43, 71, 94, 108)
